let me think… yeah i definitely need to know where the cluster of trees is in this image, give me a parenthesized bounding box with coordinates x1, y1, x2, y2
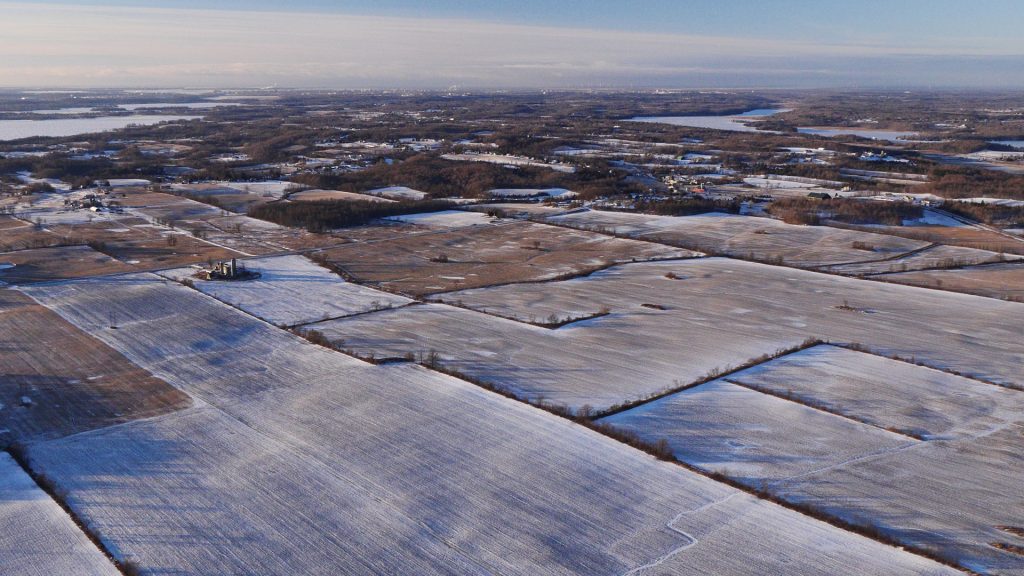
(633, 197, 741, 216)
(288, 153, 634, 200)
(919, 167, 1024, 200)
(944, 201, 1024, 227)
(248, 198, 455, 232)
(768, 197, 923, 226)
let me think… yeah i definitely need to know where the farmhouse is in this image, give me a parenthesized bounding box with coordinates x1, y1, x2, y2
(200, 258, 260, 281)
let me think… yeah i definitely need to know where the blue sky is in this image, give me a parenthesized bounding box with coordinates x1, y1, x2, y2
(24, 0, 1024, 43)
(1, 1, 1022, 88)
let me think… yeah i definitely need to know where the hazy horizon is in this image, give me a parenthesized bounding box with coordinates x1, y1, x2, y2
(2, 0, 1023, 90)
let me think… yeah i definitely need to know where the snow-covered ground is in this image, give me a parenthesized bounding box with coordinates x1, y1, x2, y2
(304, 258, 1024, 411)
(426, 259, 1024, 397)
(775, 426, 1024, 573)
(384, 210, 495, 229)
(728, 344, 1024, 440)
(17, 275, 950, 575)
(547, 210, 928, 267)
(904, 208, 965, 227)
(957, 197, 1024, 207)
(601, 344, 1024, 571)
(488, 187, 577, 199)
(441, 152, 576, 173)
(0, 453, 119, 576)
(105, 178, 152, 188)
(743, 175, 842, 189)
(365, 186, 428, 200)
(158, 255, 411, 326)
(197, 180, 296, 198)
(601, 378, 915, 480)
(823, 244, 1019, 275)
(16, 171, 71, 191)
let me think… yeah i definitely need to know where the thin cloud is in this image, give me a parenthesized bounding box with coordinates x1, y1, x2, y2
(0, 2, 1021, 88)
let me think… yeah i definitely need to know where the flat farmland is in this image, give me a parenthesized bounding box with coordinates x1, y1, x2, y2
(49, 219, 244, 269)
(0, 288, 190, 443)
(115, 191, 345, 254)
(0, 452, 119, 576)
(0, 245, 133, 284)
(168, 182, 282, 212)
(199, 214, 346, 252)
(857, 222, 1024, 255)
(600, 344, 1024, 572)
(824, 244, 1017, 276)
(547, 210, 928, 267)
(437, 259, 1024, 392)
(159, 254, 412, 326)
(877, 261, 1024, 301)
(727, 344, 1024, 439)
(0, 215, 59, 252)
(775, 426, 1024, 574)
(316, 220, 694, 296)
(131, 196, 226, 222)
(383, 209, 497, 229)
(19, 274, 354, 403)
(601, 379, 915, 481)
(308, 302, 808, 411)
(14, 274, 954, 574)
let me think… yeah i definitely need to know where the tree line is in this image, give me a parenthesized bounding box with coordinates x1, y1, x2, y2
(248, 199, 455, 232)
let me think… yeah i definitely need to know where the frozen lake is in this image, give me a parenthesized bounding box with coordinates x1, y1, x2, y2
(0, 114, 200, 141)
(991, 140, 1024, 149)
(627, 108, 788, 132)
(118, 102, 242, 110)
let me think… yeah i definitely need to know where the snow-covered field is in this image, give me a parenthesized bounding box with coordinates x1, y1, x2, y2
(365, 186, 427, 200)
(601, 343, 1024, 571)
(488, 188, 577, 199)
(728, 345, 1024, 440)
(425, 259, 1024, 395)
(309, 301, 789, 410)
(775, 426, 1024, 573)
(206, 180, 295, 198)
(0, 453, 119, 576)
(158, 255, 412, 326)
(823, 244, 1018, 275)
(957, 197, 1024, 207)
(743, 175, 841, 189)
(105, 178, 152, 188)
(307, 257, 1022, 411)
(601, 379, 915, 480)
(547, 210, 928, 267)
(17, 275, 951, 575)
(441, 152, 575, 173)
(384, 210, 496, 229)
(318, 220, 693, 296)
(878, 261, 1024, 301)
(905, 209, 966, 227)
